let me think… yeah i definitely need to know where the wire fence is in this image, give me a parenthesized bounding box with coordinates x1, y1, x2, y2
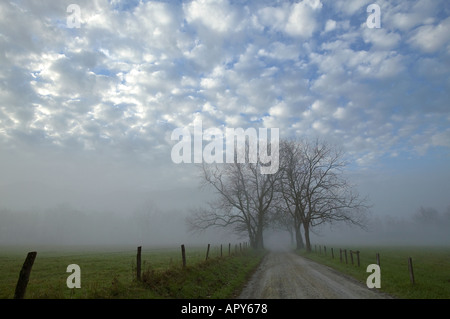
(8, 241, 251, 299)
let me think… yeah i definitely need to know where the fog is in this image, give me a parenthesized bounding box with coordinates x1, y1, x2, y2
(0, 181, 239, 248)
(1, 176, 449, 249)
(0, 150, 449, 249)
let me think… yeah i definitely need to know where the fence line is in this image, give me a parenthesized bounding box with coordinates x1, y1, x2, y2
(10, 241, 251, 298)
(312, 244, 417, 286)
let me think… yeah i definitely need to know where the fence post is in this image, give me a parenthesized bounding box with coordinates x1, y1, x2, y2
(340, 249, 342, 262)
(324, 246, 327, 256)
(228, 243, 231, 256)
(331, 247, 334, 259)
(14, 251, 37, 299)
(206, 244, 210, 260)
(136, 246, 142, 281)
(376, 253, 380, 266)
(408, 257, 415, 284)
(220, 244, 223, 257)
(350, 250, 354, 265)
(181, 244, 186, 268)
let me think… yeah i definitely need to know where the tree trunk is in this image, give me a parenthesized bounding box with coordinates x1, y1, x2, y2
(253, 223, 265, 250)
(295, 224, 304, 250)
(303, 222, 312, 252)
(249, 230, 256, 249)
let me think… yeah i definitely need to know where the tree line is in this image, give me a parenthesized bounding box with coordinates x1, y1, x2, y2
(187, 138, 370, 252)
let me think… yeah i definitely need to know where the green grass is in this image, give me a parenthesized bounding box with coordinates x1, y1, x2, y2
(141, 250, 263, 298)
(0, 245, 264, 299)
(297, 245, 450, 299)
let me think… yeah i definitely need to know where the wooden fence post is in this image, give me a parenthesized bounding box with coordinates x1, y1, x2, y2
(228, 243, 231, 256)
(220, 244, 223, 257)
(408, 257, 415, 284)
(136, 246, 142, 281)
(205, 244, 210, 260)
(181, 244, 186, 268)
(324, 246, 327, 256)
(376, 253, 380, 266)
(331, 247, 334, 259)
(14, 251, 37, 299)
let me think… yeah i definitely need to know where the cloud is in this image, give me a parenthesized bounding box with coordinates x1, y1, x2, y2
(362, 28, 401, 50)
(257, 0, 323, 38)
(285, 0, 323, 38)
(324, 19, 337, 32)
(388, 0, 441, 31)
(0, 0, 449, 215)
(184, 0, 239, 33)
(331, 0, 372, 16)
(431, 129, 450, 148)
(408, 17, 450, 53)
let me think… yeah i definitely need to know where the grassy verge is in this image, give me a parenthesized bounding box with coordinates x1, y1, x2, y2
(297, 245, 450, 299)
(141, 251, 264, 298)
(0, 246, 264, 299)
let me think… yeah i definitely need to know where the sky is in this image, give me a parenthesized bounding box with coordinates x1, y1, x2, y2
(0, 0, 449, 245)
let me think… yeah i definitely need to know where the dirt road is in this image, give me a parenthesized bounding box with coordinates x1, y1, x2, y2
(238, 251, 392, 299)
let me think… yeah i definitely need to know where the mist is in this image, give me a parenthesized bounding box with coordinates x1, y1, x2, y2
(0, 185, 238, 248)
(1, 154, 449, 249)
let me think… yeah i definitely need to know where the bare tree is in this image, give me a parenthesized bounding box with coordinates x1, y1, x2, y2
(187, 160, 281, 250)
(412, 206, 440, 225)
(279, 138, 370, 252)
(278, 139, 306, 250)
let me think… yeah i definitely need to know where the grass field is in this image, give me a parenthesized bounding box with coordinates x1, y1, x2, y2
(298, 245, 450, 299)
(0, 244, 263, 299)
(3, 244, 449, 299)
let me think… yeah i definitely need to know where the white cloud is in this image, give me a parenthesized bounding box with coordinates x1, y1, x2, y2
(312, 120, 330, 134)
(362, 28, 401, 50)
(258, 42, 299, 61)
(431, 129, 450, 148)
(285, 0, 323, 38)
(333, 107, 347, 120)
(408, 17, 450, 53)
(324, 19, 337, 32)
(184, 0, 239, 33)
(269, 101, 290, 118)
(389, 0, 440, 31)
(257, 5, 288, 33)
(257, 0, 323, 38)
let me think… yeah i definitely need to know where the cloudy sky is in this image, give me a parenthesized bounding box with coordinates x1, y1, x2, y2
(0, 0, 449, 219)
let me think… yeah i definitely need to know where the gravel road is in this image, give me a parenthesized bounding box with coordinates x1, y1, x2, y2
(238, 251, 392, 299)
